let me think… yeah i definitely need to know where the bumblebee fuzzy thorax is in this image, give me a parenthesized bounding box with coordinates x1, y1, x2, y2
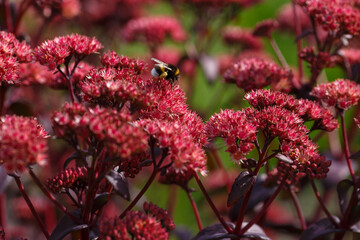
(151, 58, 180, 85)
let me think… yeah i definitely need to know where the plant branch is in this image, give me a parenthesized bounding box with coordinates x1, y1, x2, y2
(185, 187, 203, 231)
(289, 187, 306, 230)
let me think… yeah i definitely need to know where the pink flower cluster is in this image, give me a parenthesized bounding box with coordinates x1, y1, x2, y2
(46, 167, 87, 193)
(136, 119, 207, 175)
(299, 47, 337, 72)
(223, 58, 292, 92)
(99, 203, 173, 240)
(17, 62, 55, 86)
(311, 79, 360, 110)
(34, 34, 103, 70)
(0, 115, 48, 173)
(245, 89, 339, 131)
(206, 109, 257, 161)
(222, 27, 262, 50)
(100, 51, 146, 73)
(122, 16, 187, 45)
(179, 0, 262, 7)
(297, 0, 360, 35)
(143, 202, 175, 231)
(52, 103, 148, 160)
(0, 31, 32, 84)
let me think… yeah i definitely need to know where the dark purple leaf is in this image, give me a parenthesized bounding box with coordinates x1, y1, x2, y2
(229, 174, 276, 221)
(350, 150, 360, 159)
(299, 217, 343, 240)
(92, 193, 110, 213)
(192, 222, 235, 240)
(199, 54, 219, 83)
(227, 171, 255, 207)
(295, 29, 314, 42)
(240, 222, 270, 240)
(349, 201, 360, 226)
(63, 151, 80, 169)
(0, 167, 10, 194)
(337, 179, 353, 215)
(172, 227, 193, 240)
(275, 153, 293, 164)
(105, 170, 130, 201)
(49, 209, 87, 240)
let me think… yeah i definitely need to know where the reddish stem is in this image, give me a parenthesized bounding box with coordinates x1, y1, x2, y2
(2, 0, 13, 32)
(0, 86, 7, 116)
(192, 171, 232, 233)
(57, 66, 76, 103)
(0, 194, 5, 228)
(166, 185, 177, 218)
(209, 146, 232, 192)
(120, 168, 159, 219)
(339, 113, 356, 183)
(28, 168, 80, 223)
(310, 180, 339, 228)
(13, 0, 32, 35)
(289, 188, 306, 230)
(238, 175, 287, 235)
(12, 175, 50, 239)
(185, 188, 203, 231)
(292, 0, 303, 86)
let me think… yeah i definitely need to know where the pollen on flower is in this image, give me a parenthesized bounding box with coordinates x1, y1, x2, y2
(34, 34, 103, 70)
(122, 16, 187, 45)
(311, 79, 360, 110)
(0, 115, 48, 173)
(223, 58, 292, 92)
(46, 167, 87, 193)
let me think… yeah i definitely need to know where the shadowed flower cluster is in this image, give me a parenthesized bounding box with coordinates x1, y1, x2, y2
(99, 203, 173, 240)
(34, 34, 103, 70)
(122, 16, 187, 46)
(0, 115, 48, 172)
(311, 79, 360, 110)
(46, 167, 87, 193)
(223, 58, 292, 92)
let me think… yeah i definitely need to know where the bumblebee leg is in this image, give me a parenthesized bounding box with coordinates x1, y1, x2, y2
(159, 72, 168, 78)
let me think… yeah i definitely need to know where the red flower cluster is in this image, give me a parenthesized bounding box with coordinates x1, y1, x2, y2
(340, 48, 360, 65)
(53, 62, 94, 88)
(136, 119, 207, 175)
(143, 202, 175, 231)
(52, 103, 148, 159)
(99, 207, 172, 240)
(245, 90, 338, 131)
(223, 58, 292, 92)
(0, 31, 32, 85)
(80, 53, 148, 108)
(158, 167, 194, 187)
(100, 51, 146, 74)
(34, 34, 103, 70)
(297, 0, 360, 35)
(311, 79, 360, 110)
(122, 16, 187, 45)
(0, 115, 48, 173)
(222, 27, 262, 50)
(277, 4, 312, 33)
(46, 167, 87, 193)
(206, 109, 257, 161)
(18, 62, 55, 86)
(299, 47, 337, 72)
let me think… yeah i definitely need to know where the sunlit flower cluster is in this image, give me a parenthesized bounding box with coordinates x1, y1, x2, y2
(34, 34, 103, 70)
(311, 79, 360, 110)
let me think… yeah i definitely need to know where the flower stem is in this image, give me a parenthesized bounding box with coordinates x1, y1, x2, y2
(192, 171, 232, 233)
(0, 85, 7, 116)
(13, 0, 32, 35)
(2, 0, 13, 32)
(269, 37, 289, 69)
(310, 180, 339, 228)
(185, 187, 203, 230)
(238, 175, 287, 235)
(28, 168, 80, 223)
(11, 174, 50, 239)
(289, 188, 306, 230)
(339, 112, 356, 183)
(292, 0, 303, 86)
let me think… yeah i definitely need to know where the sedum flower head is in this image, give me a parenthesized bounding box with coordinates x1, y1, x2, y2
(99, 216, 130, 240)
(0, 31, 32, 85)
(34, 34, 103, 70)
(223, 58, 292, 92)
(46, 167, 87, 193)
(206, 109, 257, 161)
(311, 79, 360, 110)
(122, 16, 187, 45)
(143, 202, 175, 231)
(101, 51, 146, 74)
(136, 119, 207, 175)
(0, 115, 48, 173)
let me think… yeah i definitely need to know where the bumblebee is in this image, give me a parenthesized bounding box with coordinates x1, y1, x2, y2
(151, 58, 180, 86)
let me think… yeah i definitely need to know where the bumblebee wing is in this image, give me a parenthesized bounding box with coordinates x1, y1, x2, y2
(151, 58, 166, 65)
